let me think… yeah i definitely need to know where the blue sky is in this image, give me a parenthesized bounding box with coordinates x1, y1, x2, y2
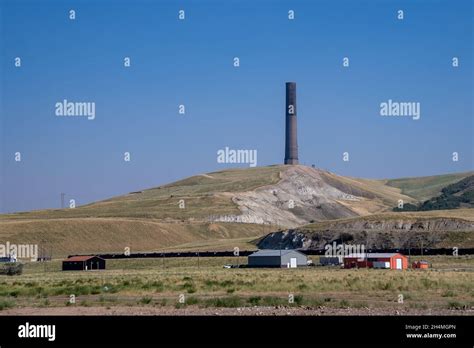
(1, 0, 473, 213)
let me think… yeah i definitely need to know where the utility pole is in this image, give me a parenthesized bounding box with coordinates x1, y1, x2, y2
(60, 193, 65, 209)
(41, 239, 47, 272)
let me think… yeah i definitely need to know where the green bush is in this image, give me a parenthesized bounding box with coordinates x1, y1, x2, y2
(139, 296, 153, 305)
(205, 296, 243, 308)
(339, 300, 349, 308)
(0, 299, 15, 310)
(248, 296, 262, 306)
(0, 263, 23, 276)
(447, 301, 463, 310)
(186, 296, 199, 305)
(293, 295, 304, 305)
(442, 290, 455, 297)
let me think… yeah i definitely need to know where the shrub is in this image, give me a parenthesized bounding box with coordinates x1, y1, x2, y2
(293, 295, 304, 305)
(297, 283, 308, 290)
(204, 280, 219, 288)
(261, 296, 286, 307)
(351, 301, 368, 309)
(139, 296, 152, 305)
(9, 290, 19, 297)
(186, 297, 199, 305)
(181, 282, 196, 293)
(0, 299, 15, 310)
(447, 301, 463, 310)
(220, 280, 234, 288)
(151, 281, 164, 292)
(248, 296, 262, 306)
(1, 263, 23, 276)
(339, 300, 349, 308)
(205, 296, 243, 308)
(442, 290, 455, 297)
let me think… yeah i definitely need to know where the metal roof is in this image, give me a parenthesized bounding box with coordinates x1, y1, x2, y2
(64, 255, 101, 262)
(345, 253, 404, 258)
(249, 249, 305, 257)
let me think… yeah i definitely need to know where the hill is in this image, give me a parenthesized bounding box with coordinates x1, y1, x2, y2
(0, 165, 472, 256)
(384, 172, 473, 202)
(0, 165, 413, 227)
(393, 175, 474, 212)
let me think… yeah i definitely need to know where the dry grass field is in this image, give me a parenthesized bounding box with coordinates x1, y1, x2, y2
(0, 219, 269, 257)
(0, 255, 472, 315)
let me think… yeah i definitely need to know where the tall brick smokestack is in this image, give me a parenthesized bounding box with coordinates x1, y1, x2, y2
(284, 82, 299, 165)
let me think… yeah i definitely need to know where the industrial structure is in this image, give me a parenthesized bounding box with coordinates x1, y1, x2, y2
(248, 249, 307, 268)
(62, 255, 106, 271)
(284, 82, 299, 165)
(343, 253, 408, 270)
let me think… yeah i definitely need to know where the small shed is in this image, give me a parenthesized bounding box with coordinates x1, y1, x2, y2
(248, 249, 307, 268)
(412, 260, 429, 269)
(62, 255, 106, 271)
(344, 253, 408, 270)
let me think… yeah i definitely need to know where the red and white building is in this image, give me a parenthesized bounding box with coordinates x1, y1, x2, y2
(343, 253, 408, 270)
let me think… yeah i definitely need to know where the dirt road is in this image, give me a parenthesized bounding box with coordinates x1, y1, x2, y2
(1, 305, 472, 316)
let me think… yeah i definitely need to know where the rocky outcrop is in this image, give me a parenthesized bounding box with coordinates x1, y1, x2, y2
(211, 165, 399, 228)
(257, 217, 474, 249)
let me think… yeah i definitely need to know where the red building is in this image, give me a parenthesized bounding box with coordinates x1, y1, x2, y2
(412, 260, 430, 269)
(344, 253, 408, 270)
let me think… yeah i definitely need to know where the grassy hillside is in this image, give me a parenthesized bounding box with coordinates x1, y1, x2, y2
(0, 166, 283, 221)
(0, 218, 269, 257)
(303, 208, 474, 230)
(320, 171, 415, 208)
(384, 172, 473, 202)
(393, 175, 474, 212)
